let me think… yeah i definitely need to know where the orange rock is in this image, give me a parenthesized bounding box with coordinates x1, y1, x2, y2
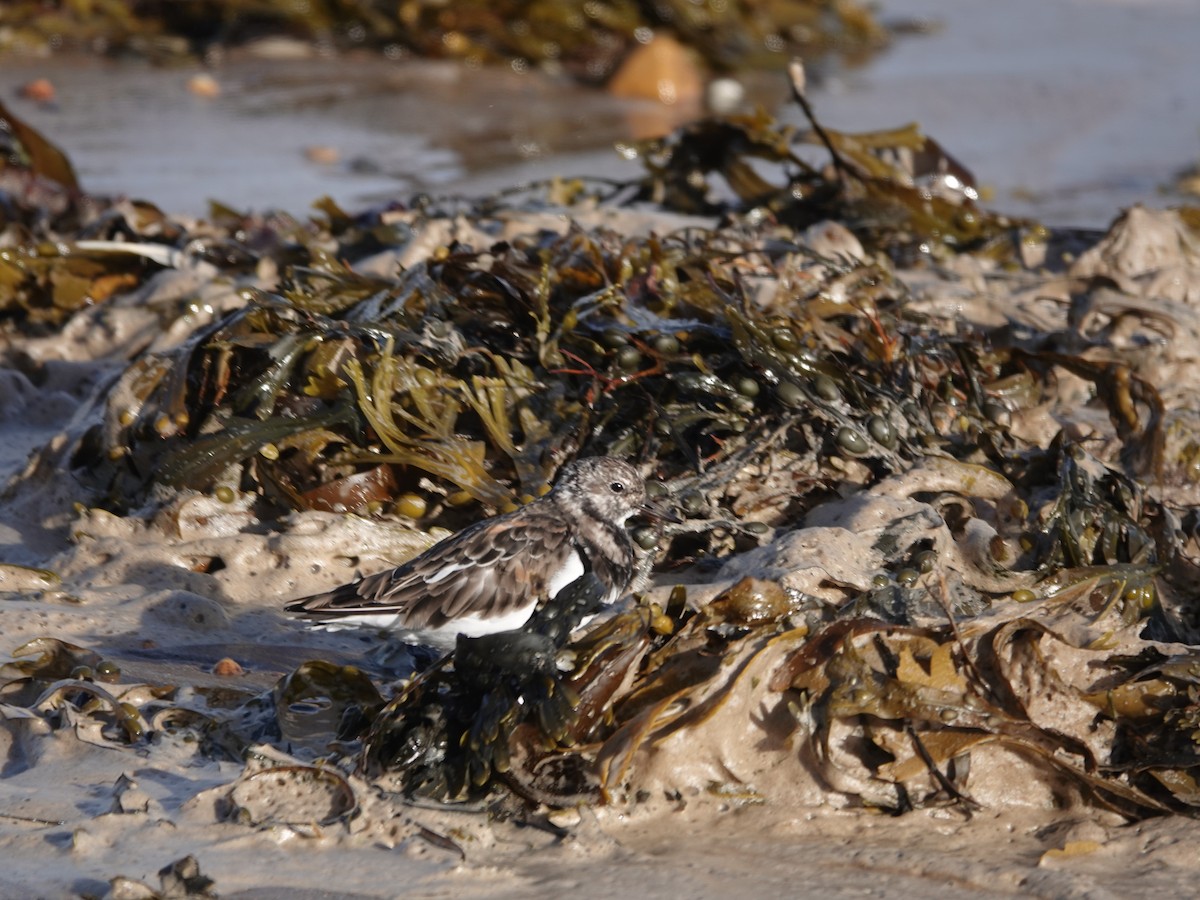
(19, 78, 55, 103)
(213, 657, 245, 676)
(186, 73, 221, 98)
(608, 33, 703, 106)
(304, 145, 341, 165)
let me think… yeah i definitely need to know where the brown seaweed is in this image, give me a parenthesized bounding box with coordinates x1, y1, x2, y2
(623, 61, 1024, 261)
(0, 0, 888, 76)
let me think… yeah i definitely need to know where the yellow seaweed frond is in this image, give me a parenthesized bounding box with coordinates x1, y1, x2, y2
(345, 338, 516, 510)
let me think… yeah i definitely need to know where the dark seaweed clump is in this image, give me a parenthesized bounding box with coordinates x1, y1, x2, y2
(5, 66, 1200, 823)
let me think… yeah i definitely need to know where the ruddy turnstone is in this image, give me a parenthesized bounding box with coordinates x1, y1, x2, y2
(285, 457, 658, 650)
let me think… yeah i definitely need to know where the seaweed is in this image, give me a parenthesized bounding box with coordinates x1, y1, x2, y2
(622, 61, 1025, 261)
(0, 0, 888, 76)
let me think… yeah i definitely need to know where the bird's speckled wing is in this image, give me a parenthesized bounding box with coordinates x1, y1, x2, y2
(284, 510, 576, 630)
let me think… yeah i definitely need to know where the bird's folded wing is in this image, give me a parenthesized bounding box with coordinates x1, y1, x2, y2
(284, 513, 574, 629)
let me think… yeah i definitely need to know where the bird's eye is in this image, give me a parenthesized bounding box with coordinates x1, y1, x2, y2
(610, 481, 625, 493)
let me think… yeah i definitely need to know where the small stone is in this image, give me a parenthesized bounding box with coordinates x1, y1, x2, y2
(706, 77, 744, 114)
(547, 807, 582, 829)
(304, 145, 340, 165)
(213, 657, 245, 676)
(608, 33, 703, 106)
(186, 73, 221, 98)
(19, 78, 55, 103)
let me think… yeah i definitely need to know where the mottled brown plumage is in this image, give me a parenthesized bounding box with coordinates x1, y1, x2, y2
(286, 458, 652, 649)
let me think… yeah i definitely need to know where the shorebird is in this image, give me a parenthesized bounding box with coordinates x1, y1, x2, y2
(286, 457, 657, 650)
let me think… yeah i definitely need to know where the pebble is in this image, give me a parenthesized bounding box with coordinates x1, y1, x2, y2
(19, 78, 56, 104)
(608, 33, 703, 106)
(213, 657, 245, 676)
(186, 73, 221, 98)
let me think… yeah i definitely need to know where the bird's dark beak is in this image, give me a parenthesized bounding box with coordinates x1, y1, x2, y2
(638, 497, 682, 525)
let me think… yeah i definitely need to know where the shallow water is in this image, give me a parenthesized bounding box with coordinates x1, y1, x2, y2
(800, 0, 1200, 225)
(0, 53, 718, 219)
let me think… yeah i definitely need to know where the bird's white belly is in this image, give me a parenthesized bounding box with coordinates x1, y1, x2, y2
(415, 550, 588, 647)
(546, 549, 586, 599)
(407, 602, 540, 650)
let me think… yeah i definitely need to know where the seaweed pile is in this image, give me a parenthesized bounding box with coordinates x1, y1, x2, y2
(5, 65, 1200, 827)
(0, 0, 885, 77)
